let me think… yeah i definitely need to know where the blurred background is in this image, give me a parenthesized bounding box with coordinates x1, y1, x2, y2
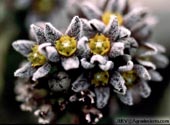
(0, 0, 169, 123)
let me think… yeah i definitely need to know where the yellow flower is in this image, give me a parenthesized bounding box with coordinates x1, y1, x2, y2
(89, 34, 110, 55)
(28, 45, 46, 67)
(121, 70, 137, 88)
(91, 71, 109, 87)
(33, 0, 55, 14)
(55, 35, 77, 57)
(102, 11, 123, 26)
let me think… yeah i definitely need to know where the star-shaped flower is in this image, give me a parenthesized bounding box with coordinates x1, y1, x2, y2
(41, 16, 82, 70)
(77, 15, 132, 71)
(114, 64, 151, 105)
(71, 0, 157, 43)
(12, 29, 52, 81)
(12, 16, 82, 81)
(71, 55, 135, 109)
(132, 42, 169, 82)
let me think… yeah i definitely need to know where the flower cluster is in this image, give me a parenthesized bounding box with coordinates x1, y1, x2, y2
(12, 0, 168, 124)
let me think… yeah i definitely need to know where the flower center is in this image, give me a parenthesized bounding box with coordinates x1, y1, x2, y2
(91, 71, 109, 87)
(33, 0, 55, 14)
(102, 11, 123, 25)
(28, 45, 46, 67)
(55, 35, 77, 57)
(89, 34, 110, 55)
(121, 70, 137, 88)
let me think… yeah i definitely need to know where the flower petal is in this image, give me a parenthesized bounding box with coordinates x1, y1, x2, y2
(45, 46, 60, 62)
(72, 74, 90, 92)
(137, 42, 157, 57)
(38, 42, 51, 56)
(94, 87, 110, 109)
(32, 63, 51, 81)
(90, 55, 107, 65)
(148, 70, 163, 82)
(118, 26, 131, 39)
(105, 0, 128, 13)
(65, 16, 81, 40)
(81, 18, 95, 38)
(109, 42, 124, 58)
(151, 54, 169, 68)
(118, 60, 134, 72)
(131, 15, 157, 41)
(134, 65, 151, 80)
(89, 19, 105, 32)
(81, 2, 102, 19)
(131, 21, 152, 41)
(99, 61, 114, 71)
(137, 59, 156, 70)
(124, 7, 148, 29)
(120, 37, 138, 49)
(61, 56, 80, 70)
(81, 58, 95, 69)
(48, 72, 71, 91)
(77, 37, 91, 58)
(104, 15, 119, 41)
(119, 37, 138, 56)
(12, 40, 35, 57)
(118, 90, 133, 106)
(110, 71, 126, 95)
(150, 42, 166, 53)
(30, 24, 46, 44)
(138, 81, 151, 98)
(14, 62, 36, 78)
(45, 23, 63, 44)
